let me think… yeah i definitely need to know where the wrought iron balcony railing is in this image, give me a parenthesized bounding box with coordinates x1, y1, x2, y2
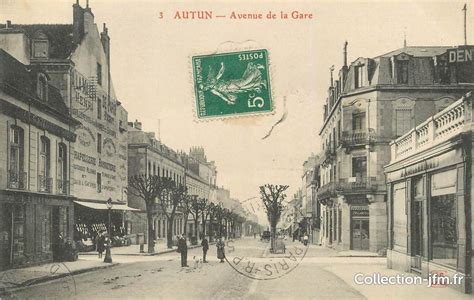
(322, 145, 336, 166)
(337, 177, 377, 194)
(7, 169, 27, 190)
(316, 182, 337, 200)
(57, 179, 69, 195)
(38, 175, 52, 193)
(341, 129, 376, 148)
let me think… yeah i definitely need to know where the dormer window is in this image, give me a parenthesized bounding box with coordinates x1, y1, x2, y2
(32, 31, 49, 59)
(354, 65, 364, 88)
(37, 73, 48, 102)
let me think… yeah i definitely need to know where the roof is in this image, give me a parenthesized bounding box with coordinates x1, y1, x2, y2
(0, 48, 72, 119)
(377, 46, 454, 58)
(0, 24, 75, 59)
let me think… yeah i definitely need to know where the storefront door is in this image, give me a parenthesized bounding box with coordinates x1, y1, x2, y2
(351, 209, 369, 251)
(411, 200, 423, 271)
(0, 204, 12, 270)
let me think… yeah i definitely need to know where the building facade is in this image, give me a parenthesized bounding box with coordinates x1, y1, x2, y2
(0, 48, 79, 269)
(385, 92, 473, 294)
(301, 154, 321, 244)
(0, 2, 130, 245)
(317, 43, 474, 253)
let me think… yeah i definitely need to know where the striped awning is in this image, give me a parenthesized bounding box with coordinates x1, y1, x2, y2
(74, 200, 140, 211)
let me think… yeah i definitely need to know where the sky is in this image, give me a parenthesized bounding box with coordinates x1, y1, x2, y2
(1, 0, 471, 213)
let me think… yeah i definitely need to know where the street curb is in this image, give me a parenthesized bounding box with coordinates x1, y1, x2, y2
(0, 263, 119, 296)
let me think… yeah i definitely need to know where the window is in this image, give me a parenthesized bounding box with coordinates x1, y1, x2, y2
(58, 143, 68, 194)
(37, 74, 48, 101)
(97, 173, 102, 193)
(9, 126, 25, 189)
(97, 98, 102, 119)
(395, 109, 412, 136)
(352, 112, 366, 131)
(97, 63, 102, 86)
(97, 133, 102, 153)
(39, 136, 51, 192)
(352, 156, 367, 179)
(354, 65, 364, 88)
(32, 40, 48, 58)
(397, 60, 409, 84)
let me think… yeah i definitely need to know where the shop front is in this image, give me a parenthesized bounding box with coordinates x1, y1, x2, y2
(73, 200, 138, 251)
(350, 206, 369, 251)
(386, 146, 472, 294)
(0, 191, 74, 270)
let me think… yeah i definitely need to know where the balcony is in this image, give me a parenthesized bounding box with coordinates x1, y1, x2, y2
(337, 177, 377, 194)
(341, 129, 375, 149)
(7, 169, 27, 190)
(38, 175, 52, 193)
(316, 182, 337, 202)
(57, 179, 69, 195)
(321, 145, 336, 166)
(391, 92, 472, 162)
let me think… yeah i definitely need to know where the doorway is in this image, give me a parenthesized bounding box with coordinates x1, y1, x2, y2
(351, 218, 369, 250)
(411, 200, 423, 271)
(52, 206, 61, 261)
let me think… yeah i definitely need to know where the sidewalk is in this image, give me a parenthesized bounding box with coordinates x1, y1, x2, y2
(79, 239, 209, 256)
(0, 259, 119, 294)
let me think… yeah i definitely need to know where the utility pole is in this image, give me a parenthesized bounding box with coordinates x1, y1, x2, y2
(463, 4, 467, 45)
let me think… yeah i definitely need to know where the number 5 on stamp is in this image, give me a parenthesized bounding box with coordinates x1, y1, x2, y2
(192, 49, 273, 119)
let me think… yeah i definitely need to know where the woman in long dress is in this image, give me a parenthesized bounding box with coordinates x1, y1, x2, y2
(216, 238, 225, 263)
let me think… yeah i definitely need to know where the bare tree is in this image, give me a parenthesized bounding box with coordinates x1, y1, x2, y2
(189, 196, 205, 240)
(128, 174, 166, 253)
(199, 199, 211, 238)
(180, 193, 192, 239)
(157, 179, 187, 248)
(259, 184, 289, 252)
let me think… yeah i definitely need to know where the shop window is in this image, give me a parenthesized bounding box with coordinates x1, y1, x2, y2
(395, 109, 412, 137)
(9, 126, 25, 189)
(58, 143, 68, 194)
(352, 112, 366, 131)
(397, 60, 409, 84)
(12, 205, 25, 259)
(352, 156, 367, 180)
(354, 65, 364, 88)
(430, 169, 457, 267)
(39, 136, 51, 192)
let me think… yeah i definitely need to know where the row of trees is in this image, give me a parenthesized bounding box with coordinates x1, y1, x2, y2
(128, 174, 246, 253)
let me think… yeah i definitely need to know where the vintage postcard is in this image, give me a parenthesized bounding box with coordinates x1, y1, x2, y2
(0, 0, 473, 299)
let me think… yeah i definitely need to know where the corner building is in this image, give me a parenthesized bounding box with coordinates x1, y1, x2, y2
(317, 44, 474, 253)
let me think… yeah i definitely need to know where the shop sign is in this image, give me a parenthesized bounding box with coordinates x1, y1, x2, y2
(351, 209, 369, 217)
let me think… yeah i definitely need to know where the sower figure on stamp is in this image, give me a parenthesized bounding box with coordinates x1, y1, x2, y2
(201, 236, 209, 263)
(216, 238, 225, 263)
(178, 235, 188, 267)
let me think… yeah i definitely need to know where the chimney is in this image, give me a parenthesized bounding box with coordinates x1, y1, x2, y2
(83, 1, 95, 34)
(72, 1, 85, 45)
(6, 20, 11, 29)
(134, 120, 142, 130)
(343, 41, 348, 67)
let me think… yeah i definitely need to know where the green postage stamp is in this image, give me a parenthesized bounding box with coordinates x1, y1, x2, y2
(192, 49, 273, 119)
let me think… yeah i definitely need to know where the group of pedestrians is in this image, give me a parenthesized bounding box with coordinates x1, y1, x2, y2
(177, 235, 227, 267)
(95, 231, 112, 259)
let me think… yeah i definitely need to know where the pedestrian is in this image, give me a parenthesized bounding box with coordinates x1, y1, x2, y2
(96, 232, 105, 259)
(216, 238, 225, 263)
(303, 234, 309, 246)
(177, 235, 188, 267)
(201, 237, 209, 263)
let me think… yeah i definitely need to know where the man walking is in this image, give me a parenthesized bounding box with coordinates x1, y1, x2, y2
(177, 235, 188, 267)
(201, 237, 209, 263)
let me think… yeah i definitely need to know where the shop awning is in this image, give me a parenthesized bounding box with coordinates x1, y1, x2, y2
(74, 200, 140, 211)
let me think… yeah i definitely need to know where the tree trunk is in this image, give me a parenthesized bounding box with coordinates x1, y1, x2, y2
(146, 210, 155, 253)
(270, 225, 276, 252)
(194, 217, 199, 240)
(166, 218, 173, 249)
(183, 214, 188, 238)
(208, 215, 213, 242)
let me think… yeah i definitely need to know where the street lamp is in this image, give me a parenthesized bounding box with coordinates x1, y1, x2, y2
(104, 198, 113, 263)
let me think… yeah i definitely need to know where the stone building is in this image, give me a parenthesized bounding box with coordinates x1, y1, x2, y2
(127, 121, 187, 241)
(0, 48, 79, 269)
(317, 43, 474, 253)
(385, 92, 473, 294)
(301, 154, 320, 244)
(0, 2, 131, 246)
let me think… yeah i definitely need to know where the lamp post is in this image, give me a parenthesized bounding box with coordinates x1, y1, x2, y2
(104, 198, 113, 263)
